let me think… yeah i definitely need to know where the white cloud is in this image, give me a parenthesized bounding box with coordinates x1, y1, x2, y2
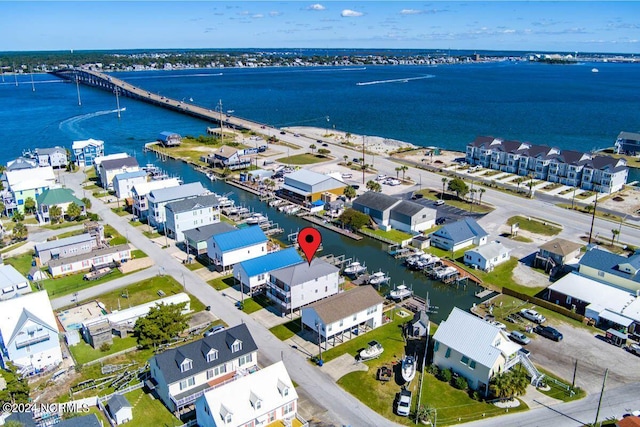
(400, 9, 423, 15)
(269, 11, 281, 17)
(308, 4, 325, 11)
(252, 14, 264, 18)
(341, 9, 363, 17)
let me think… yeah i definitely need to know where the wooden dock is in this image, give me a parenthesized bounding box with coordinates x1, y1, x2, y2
(439, 259, 483, 285)
(475, 289, 494, 299)
(301, 215, 363, 240)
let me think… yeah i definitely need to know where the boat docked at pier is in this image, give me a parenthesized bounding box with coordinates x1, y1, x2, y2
(401, 354, 417, 382)
(245, 213, 268, 225)
(368, 271, 391, 286)
(388, 284, 413, 301)
(344, 261, 366, 276)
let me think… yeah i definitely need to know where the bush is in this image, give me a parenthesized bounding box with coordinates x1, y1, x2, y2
(472, 391, 482, 401)
(99, 343, 111, 352)
(427, 364, 439, 376)
(437, 368, 452, 382)
(454, 376, 469, 390)
(87, 213, 100, 221)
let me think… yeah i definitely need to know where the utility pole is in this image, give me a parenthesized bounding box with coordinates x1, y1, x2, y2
(593, 368, 608, 427)
(588, 192, 599, 244)
(218, 99, 224, 141)
(362, 135, 366, 184)
(114, 87, 121, 119)
(571, 359, 578, 390)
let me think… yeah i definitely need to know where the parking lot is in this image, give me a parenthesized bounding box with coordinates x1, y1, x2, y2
(407, 195, 486, 225)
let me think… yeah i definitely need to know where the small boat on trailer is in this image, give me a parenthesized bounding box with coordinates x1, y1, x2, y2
(401, 354, 417, 382)
(358, 340, 384, 361)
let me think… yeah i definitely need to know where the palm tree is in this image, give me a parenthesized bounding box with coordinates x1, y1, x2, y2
(343, 186, 357, 200)
(400, 165, 409, 180)
(395, 166, 402, 179)
(49, 205, 62, 224)
(343, 155, 348, 164)
(441, 177, 448, 200)
(366, 180, 382, 192)
(611, 229, 620, 245)
(478, 188, 486, 206)
(309, 144, 316, 154)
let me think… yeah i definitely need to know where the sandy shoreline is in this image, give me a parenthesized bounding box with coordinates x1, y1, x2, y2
(283, 126, 418, 155)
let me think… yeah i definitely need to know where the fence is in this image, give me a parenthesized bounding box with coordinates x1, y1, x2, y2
(502, 287, 585, 322)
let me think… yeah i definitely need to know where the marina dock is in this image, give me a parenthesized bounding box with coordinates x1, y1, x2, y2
(301, 215, 363, 241)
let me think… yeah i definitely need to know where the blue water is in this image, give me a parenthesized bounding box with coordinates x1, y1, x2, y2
(2, 61, 640, 319)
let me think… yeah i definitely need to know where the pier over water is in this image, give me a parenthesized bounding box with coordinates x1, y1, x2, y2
(50, 68, 262, 131)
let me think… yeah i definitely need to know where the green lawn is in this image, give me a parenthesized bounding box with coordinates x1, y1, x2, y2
(131, 249, 148, 259)
(142, 230, 161, 239)
(0, 241, 27, 254)
(241, 294, 273, 314)
(4, 251, 34, 275)
(57, 228, 88, 239)
(276, 153, 329, 165)
(414, 189, 493, 214)
(111, 207, 130, 217)
(85, 275, 206, 313)
(41, 269, 124, 298)
(456, 257, 546, 296)
(269, 319, 303, 341)
(125, 388, 182, 427)
(537, 368, 585, 402)
(208, 275, 233, 290)
(366, 228, 413, 244)
(42, 219, 87, 230)
(69, 336, 138, 365)
(507, 216, 562, 236)
(110, 236, 128, 245)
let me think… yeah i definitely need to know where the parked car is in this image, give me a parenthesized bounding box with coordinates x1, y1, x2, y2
(518, 347, 531, 357)
(396, 389, 412, 417)
(322, 143, 328, 147)
(434, 199, 445, 206)
(411, 193, 424, 200)
(204, 325, 225, 337)
(534, 325, 563, 341)
(520, 309, 546, 324)
(280, 130, 286, 135)
(628, 343, 640, 357)
(509, 331, 531, 345)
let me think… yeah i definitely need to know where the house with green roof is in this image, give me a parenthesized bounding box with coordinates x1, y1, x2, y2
(36, 188, 85, 224)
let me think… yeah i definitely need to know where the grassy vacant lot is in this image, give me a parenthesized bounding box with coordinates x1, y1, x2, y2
(88, 275, 206, 313)
(208, 275, 233, 291)
(507, 216, 562, 236)
(457, 257, 546, 296)
(41, 269, 124, 298)
(131, 249, 148, 259)
(69, 336, 138, 365)
(4, 251, 34, 275)
(269, 319, 303, 341)
(276, 153, 330, 165)
(125, 388, 182, 427)
(366, 228, 413, 244)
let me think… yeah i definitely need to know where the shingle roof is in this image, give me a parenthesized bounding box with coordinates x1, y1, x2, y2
(391, 200, 432, 218)
(465, 241, 510, 260)
(132, 178, 182, 198)
(539, 238, 582, 257)
(431, 218, 488, 243)
(48, 244, 130, 268)
(37, 146, 66, 155)
(184, 222, 236, 243)
(151, 324, 257, 385)
(270, 258, 339, 287)
(237, 248, 303, 278)
(100, 157, 139, 170)
(353, 192, 400, 212)
(36, 188, 84, 207)
(147, 182, 205, 203)
(35, 233, 95, 253)
(107, 394, 132, 414)
(166, 194, 220, 214)
(308, 285, 383, 324)
(433, 307, 517, 368)
(213, 226, 267, 252)
(579, 248, 640, 284)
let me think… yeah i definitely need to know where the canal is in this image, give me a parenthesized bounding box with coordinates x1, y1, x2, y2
(137, 150, 487, 323)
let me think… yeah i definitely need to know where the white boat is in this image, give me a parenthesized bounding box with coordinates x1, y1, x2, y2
(368, 271, 390, 286)
(269, 199, 284, 207)
(358, 340, 384, 361)
(434, 266, 458, 279)
(401, 355, 417, 382)
(206, 172, 216, 181)
(344, 261, 366, 276)
(591, 68, 599, 73)
(246, 213, 268, 225)
(217, 197, 235, 208)
(389, 284, 413, 301)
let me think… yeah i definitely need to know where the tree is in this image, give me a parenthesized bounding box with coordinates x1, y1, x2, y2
(12, 210, 24, 222)
(12, 222, 27, 240)
(343, 155, 348, 164)
(338, 208, 369, 230)
(24, 197, 36, 215)
(395, 166, 402, 179)
(366, 180, 382, 192)
(49, 205, 63, 224)
(82, 197, 92, 209)
(0, 363, 30, 406)
(317, 148, 330, 157)
(611, 229, 620, 245)
(134, 302, 189, 349)
(514, 177, 524, 193)
(66, 202, 82, 221)
(0, 200, 4, 217)
(447, 178, 469, 200)
(441, 177, 448, 199)
(343, 186, 357, 200)
(400, 165, 409, 180)
(309, 144, 316, 154)
(478, 188, 486, 206)
(490, 366, 528, 400)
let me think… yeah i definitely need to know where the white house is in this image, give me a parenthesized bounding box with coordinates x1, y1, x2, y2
(36, 146, 68, 169)
(207, 227, 269, 272)
(131, 178, 181, 219)
(0, 263, 31, 300)
(112, 170, 148, 200)
(195, 361, 303, 427)
(351, 192, 435, 233)
(149, 323, 258, 413)
(147, 181, 206, 228)
(234, 248, 303, 294)
(0, 290, 63, 374)
(165, 194, 220, 242)
(98, 156, 140, 190)
(429, 218, 489, 252)
(72, 138, 104, 167)
(433, 308, 536, 395)
(301, 285, 384, 349)
(107, 394, 133, 425)
(267, 258, 341, 316)
(464, 241, 511, 271)
(47, 244, 131, 278)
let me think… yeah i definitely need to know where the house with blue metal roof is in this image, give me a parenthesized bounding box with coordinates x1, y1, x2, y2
(158, 131, 182, 147)
(429, 217, 488, 252)
(234, 247, 303, 293)
(112, 170, 148, 199)
(578, 247, 640, 292)
(207, 226, 269, 272)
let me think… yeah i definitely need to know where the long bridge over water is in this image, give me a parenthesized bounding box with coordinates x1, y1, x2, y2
(50, 68, 266, 132)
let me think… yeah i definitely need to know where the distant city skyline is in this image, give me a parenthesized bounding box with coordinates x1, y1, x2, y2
(2, 1, 639, 54)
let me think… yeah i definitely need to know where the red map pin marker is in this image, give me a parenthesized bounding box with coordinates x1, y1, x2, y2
(298, 227, 322, 265)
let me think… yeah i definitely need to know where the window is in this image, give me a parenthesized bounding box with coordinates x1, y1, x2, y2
(283, 401, 294, 415)
(231, 341, 242, 352)
(598, 271, 605, 277)
(433, 341, 439, 352)
(268, 411, 276, 422)
(566, 296, 572, 305)
(206, 349, 218, 362)
(180, 359, 192, 372)
(353, 314, 357, 321)
(461, 356, 469, 365)
(445, 348, 451, 358)
(206, 368, 215, 379)
(225, 414, 232, 423)
(469, 360, 476, 370)
(255, 400, 261, 410)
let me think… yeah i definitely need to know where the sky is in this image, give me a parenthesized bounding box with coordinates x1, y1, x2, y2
(2, 1, 639, 53)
